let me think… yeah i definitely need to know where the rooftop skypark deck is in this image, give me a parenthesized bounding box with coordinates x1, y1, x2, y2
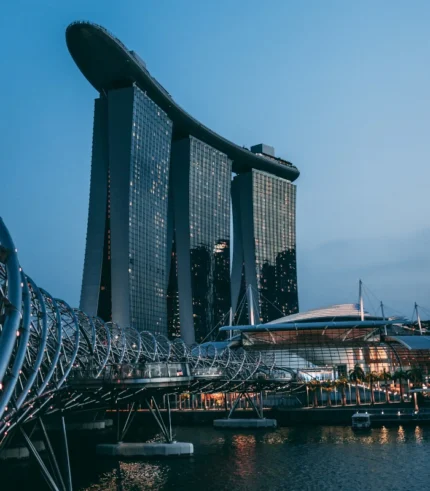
(66, 21, 300, 182)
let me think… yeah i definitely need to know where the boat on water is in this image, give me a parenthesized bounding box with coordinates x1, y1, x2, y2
(352, 412, 371, 430)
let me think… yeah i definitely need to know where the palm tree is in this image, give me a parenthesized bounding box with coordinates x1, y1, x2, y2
(393, 369, 409, 402)
(379, 369, 392, 404)
(308, 379, 321, 408)
(407, 367, 424, 388)
(407, 367, 424, 412)
(335, 377, 349, 406)
(349, 364, 365, 406)
(322, 380, 335, 407)
(364, 372, 379, 405)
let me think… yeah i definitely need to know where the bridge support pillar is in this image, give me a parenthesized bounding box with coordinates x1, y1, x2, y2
(19, 415, 73, 491)
(97, 397, 193, 457)
(145, 396, 173, 443)
(213, 391, 277, 429)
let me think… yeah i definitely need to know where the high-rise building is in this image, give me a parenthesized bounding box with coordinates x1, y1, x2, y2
(231, 168, 298, 324)
(67, 21, 300, 339)
(80, 85, 172, 333)
(168, 136, 231, 344)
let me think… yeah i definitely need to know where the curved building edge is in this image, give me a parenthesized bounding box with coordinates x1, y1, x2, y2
(66, 21, 300, 182)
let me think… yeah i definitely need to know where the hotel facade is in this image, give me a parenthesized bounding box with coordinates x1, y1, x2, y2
(67, 22, 300, 344)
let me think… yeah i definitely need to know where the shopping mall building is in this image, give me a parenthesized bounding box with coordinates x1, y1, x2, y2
(221, 303, 430, 381)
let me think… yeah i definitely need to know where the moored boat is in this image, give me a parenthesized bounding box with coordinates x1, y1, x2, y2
(352, 412, 371, 430)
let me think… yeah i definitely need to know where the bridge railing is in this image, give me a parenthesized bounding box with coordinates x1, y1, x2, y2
(192, 367, 224, 378)
(0, 216, 296, 444)
(70, 362, 191, 383)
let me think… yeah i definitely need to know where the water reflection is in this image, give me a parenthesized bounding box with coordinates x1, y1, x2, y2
(232, 434, 256, 450)
(232, 434, 257, 482)
(262, 431, 287, 445)
(397, 425, 405, 443)
(414, 425, 423, 444)
(379, 426, 389, 445)
(353, 433, 374, 445)
(73, 425, 430, 491)
(83, 462, 167, 491)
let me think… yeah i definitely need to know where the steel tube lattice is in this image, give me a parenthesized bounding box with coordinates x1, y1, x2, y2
(0, 218, 285, 446)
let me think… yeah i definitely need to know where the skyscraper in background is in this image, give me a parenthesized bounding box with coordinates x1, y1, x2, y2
(67, 21, 300, 340)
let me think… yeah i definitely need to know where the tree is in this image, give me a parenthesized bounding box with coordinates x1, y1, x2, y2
(407, 367, 424, 388)
(308, 379, 321, 408)
(407, 367, 424, 412)
(335, 377, 349, 406)
(379, 369, 392, 404)
(393, 369, 409, 402)
(364, 372, 379, 405)
(322, 380, 335, 407)
(349, 364, 365, 406)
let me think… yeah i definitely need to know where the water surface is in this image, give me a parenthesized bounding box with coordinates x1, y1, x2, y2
(77, 425, 430, 491)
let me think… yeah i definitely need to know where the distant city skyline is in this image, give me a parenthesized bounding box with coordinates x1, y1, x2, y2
(1, 1, 430, 317)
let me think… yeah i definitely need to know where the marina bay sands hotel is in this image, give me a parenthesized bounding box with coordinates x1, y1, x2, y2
(67, 22, 300, 345)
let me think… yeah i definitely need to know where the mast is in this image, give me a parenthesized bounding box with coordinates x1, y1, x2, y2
(380, 301, 387, 336)
(415, 302, 423, 335)
(359, 279, 364, 322)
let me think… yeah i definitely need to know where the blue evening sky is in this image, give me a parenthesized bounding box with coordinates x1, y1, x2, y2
(1, 0, 429, 318)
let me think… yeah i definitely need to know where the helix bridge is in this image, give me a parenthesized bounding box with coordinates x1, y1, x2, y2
(0, 217, 293, 455)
